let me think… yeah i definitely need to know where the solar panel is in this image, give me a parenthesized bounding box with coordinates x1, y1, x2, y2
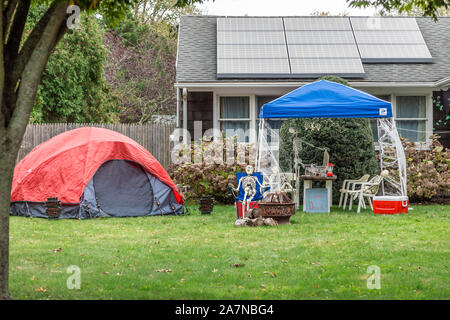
(288, 44, 360, 58)
(290, 58, 365, 77)
(217, 17, 290, 78)
(284, 17, 351, 31)
(350, 17, 419, 31)
(354, 30, 426, 44)
(217, 17, 283, 31)
(217, 58, 291, 78)
(215, 16, 433, 79)
(217, 44, 288, 59)
(217, 31, 286, 45)
(285, 31, 356, 44)
(284, 17, 364, 77)
(217, 17, 367, 78)
(350, 17, 433, 63)
(358, 44, 433, 62)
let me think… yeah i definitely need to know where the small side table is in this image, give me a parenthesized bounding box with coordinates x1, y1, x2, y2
(300, 175, 337, 213)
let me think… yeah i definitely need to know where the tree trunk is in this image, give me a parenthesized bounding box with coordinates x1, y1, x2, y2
(0, 1, 68, 300)
(0, 139, 18, 299)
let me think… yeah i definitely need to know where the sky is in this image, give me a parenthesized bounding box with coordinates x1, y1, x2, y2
(199, 0, 377, 16)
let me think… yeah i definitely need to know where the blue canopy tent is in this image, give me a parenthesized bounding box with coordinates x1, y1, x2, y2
(256, 80, 407, 209)
(259, 80, 392, 119)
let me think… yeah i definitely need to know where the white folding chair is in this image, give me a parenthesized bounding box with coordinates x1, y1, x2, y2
(347, 175, 382, 213)
(339, 174, 370, 209)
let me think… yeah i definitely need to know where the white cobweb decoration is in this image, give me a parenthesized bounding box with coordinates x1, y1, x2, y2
(377, 118, 408, 196)
(255, 117, 408, 199)
(255, 119, 286, 194)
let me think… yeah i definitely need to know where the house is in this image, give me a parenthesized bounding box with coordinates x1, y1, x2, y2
(175, 15, 450, 148)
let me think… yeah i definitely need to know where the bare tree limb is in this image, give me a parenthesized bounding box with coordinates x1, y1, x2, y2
(151, 0, 163, 20)
(142, 0, 148, 23)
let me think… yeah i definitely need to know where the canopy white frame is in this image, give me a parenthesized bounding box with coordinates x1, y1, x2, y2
(255, 117, 407, 200)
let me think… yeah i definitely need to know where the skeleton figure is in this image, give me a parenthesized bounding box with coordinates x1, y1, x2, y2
(263, 166, 293, 196)
(264, 166, 281, 194)
(281, 180, 294, 194)
(229, 165, 264, 218)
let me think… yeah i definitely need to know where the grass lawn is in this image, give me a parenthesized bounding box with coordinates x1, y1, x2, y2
(9, 204, 450, 300)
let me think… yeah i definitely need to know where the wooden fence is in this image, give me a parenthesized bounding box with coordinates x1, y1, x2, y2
(17, 123, 176, 169)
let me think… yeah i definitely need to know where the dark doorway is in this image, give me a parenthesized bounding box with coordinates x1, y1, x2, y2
(93, 160, 154, 216)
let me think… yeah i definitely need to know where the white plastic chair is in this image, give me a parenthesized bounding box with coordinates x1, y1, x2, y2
(339, 174, 370, 209)
(347, 175, 382, 213)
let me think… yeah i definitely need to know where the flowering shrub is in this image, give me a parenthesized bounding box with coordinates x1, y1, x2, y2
(403, 135, 450, 202)
(168, 162, 247, 204)
(168, 137, 256, 203)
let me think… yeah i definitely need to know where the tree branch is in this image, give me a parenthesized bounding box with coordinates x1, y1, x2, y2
(4, 0, 30, 68)
(0, 1, 5, 132)
(2, 0, 30, 125)
(2, 0, 18, 40)
(8, 2, 68, 146)
(8, 2, 58, 87)
(50, 21, 68, 53)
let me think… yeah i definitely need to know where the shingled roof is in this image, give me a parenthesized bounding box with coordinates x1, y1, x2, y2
(176, 16, 450, 84)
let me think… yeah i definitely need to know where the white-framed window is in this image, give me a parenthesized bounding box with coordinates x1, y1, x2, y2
(395, 96, 427, 143)
(219, 96, 250, 143)
(370, 94, 429, 145)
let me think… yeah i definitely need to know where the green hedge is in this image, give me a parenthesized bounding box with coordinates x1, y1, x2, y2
(279, 76, 379, 203)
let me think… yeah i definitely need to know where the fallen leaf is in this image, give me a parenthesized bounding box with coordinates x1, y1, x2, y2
(52, 248, 62, 253)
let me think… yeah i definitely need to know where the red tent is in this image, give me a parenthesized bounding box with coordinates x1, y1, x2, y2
(11, 127, 184, 218)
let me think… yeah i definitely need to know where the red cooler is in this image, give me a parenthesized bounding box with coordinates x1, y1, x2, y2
(235, 201, 259, 218)
(372, 196, 409, 214)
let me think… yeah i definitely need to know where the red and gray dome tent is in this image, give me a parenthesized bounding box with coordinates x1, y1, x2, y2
(11, 127, 184, 219)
